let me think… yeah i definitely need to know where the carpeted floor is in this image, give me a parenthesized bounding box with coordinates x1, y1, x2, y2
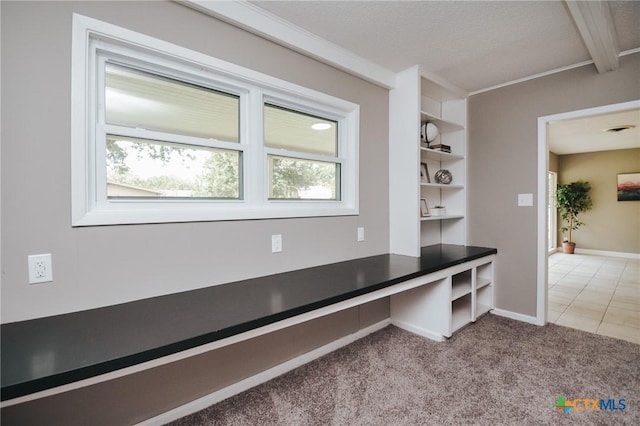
(169, 315, 639, 425)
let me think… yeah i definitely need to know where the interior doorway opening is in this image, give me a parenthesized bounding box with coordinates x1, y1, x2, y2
(536, 99, 640, 326)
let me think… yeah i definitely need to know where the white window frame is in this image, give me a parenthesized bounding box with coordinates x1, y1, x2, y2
(71, 14, 359, 226)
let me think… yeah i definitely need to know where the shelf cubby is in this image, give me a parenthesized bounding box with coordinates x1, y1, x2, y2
(451, 294, 472, 334)
(451, 270, 472, 301)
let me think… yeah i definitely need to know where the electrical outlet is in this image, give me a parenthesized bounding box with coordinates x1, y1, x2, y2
(28, 254, 53, 284)
(357, 227, 365, 242)
(271, 234, 282, 253)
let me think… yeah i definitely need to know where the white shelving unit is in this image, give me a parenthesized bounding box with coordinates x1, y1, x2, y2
(390, 255, 495, 341)
(389, 66, 468, 256)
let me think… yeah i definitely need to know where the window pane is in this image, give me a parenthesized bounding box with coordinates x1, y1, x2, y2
(264, 104, 337, 156)
(105, 63, 239, 142)
(268, 155, 339, 200)
(107, 136, 241, 199)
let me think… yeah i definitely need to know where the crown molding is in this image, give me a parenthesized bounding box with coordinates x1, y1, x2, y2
(179, 0, 396, 89)
(469, 48, 639, 96)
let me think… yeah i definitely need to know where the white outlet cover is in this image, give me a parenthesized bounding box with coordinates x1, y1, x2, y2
(357, 227, 365, 242)
(271, 234, 283, 253)
(28, 254, 53, 284)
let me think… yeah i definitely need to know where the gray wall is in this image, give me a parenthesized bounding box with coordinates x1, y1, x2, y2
(468, 53, 640, 317)
(1, 1, 390, 323)
(1, 1, 391, 423)
(558, 149, 640, 254)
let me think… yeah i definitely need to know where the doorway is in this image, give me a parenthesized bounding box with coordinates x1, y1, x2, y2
(536, 99, 640, 325)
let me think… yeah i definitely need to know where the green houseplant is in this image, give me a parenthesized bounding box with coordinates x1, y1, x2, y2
(555, 180, 592, 254)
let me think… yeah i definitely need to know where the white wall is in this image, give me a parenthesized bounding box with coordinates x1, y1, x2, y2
(0, 1, 390, 323)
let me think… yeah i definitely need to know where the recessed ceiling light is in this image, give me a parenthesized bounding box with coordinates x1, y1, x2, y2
(311, 123, 331, 130)
(605, 125, 635, 133)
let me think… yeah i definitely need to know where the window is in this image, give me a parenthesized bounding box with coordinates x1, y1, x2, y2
(71, 14, 359, 226)
(264, 105, 340, 200)
(104, 63, 242, 200)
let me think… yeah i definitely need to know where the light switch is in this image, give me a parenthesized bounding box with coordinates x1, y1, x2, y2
(518, 193, 533, 207)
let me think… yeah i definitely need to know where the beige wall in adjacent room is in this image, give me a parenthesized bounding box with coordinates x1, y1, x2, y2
(549, 152, 559, 173)
(468, 53, 640, 317)
(558, 149, 640, 254)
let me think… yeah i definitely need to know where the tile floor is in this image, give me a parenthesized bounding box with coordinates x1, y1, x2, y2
(548, 252, 639, 344)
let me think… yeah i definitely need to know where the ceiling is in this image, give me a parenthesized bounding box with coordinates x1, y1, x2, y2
(548, 109, 639, 155)
(248, 0, 640, 93)
(184, 1, 640, 155)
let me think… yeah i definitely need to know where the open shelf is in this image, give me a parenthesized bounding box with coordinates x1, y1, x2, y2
(420, 215, 464, 221)
(420, 183, 464, 189)
(420, 147, 464, 161)
(476, 285, 493, 317)
(451, 294, 472, 333)
(420, 111, 464, 133)
(389, 253, 495, 340)
(389, 67, 466, 257)
(452, 270, 472, 301)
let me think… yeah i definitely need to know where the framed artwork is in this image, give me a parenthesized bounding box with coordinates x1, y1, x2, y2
(420, 198, 430, 217)
(420, 163, 430, 183)
(617, 173, 640, 201)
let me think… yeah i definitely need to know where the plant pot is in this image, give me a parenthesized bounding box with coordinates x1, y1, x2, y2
(563, 242, 576, 254)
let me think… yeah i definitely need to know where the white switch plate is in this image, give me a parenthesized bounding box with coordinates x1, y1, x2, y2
(271, 234, 282, 253)
(518, 193, 533, 207)
(28, 254, 53, 284)
(357, 227, 365, 242)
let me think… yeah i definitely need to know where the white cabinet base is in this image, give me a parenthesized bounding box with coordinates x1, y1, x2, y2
(390, 255, 495, 341)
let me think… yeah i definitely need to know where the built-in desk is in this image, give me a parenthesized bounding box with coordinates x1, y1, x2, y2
(1, 244, 496, 404)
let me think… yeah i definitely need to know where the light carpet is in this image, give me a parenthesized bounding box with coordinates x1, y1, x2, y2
(169, 314, 639, 425)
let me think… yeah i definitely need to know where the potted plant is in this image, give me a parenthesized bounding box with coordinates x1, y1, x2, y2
(555, 180, 592, 254)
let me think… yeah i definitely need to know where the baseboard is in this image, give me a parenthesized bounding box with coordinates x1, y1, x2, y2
(390, 319, 445, 342)
(137, 319, 391, 426)
(573, 248, 640, 259)
(491, 309, 539, 325)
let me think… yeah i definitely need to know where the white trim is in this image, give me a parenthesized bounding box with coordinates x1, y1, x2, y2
(574, 248, 640, 260)
(391, 319, 445, 342)
(470, 60, 594, 96)
(536, 100, 640, 327)
(71, 14, 359, 226)
(490, 309, 539, 326)
(136, 319, 390, 426)
(470, 48, 639, 96)
(537, 116, 549, 326)
(179, 0, 395, 89)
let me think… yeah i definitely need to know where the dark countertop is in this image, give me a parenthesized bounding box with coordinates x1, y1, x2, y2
(1, 244, 496, 401)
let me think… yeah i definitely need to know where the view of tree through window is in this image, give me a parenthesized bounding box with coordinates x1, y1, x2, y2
(269, 156, 339, 199)
(106, 136, 241, 199)
(264, 104, 340, 200)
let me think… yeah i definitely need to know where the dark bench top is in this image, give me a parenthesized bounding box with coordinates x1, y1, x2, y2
(1, 244, 496, 401)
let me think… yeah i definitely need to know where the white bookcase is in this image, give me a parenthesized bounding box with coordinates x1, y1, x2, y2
(389, 66, 468, 256)
(390, 256, 495, 341)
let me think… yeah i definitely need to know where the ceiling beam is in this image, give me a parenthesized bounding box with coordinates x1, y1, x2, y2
(565, 0, 620, 73)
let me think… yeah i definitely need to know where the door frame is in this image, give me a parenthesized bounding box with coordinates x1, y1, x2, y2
(536, 99, 640, 325)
